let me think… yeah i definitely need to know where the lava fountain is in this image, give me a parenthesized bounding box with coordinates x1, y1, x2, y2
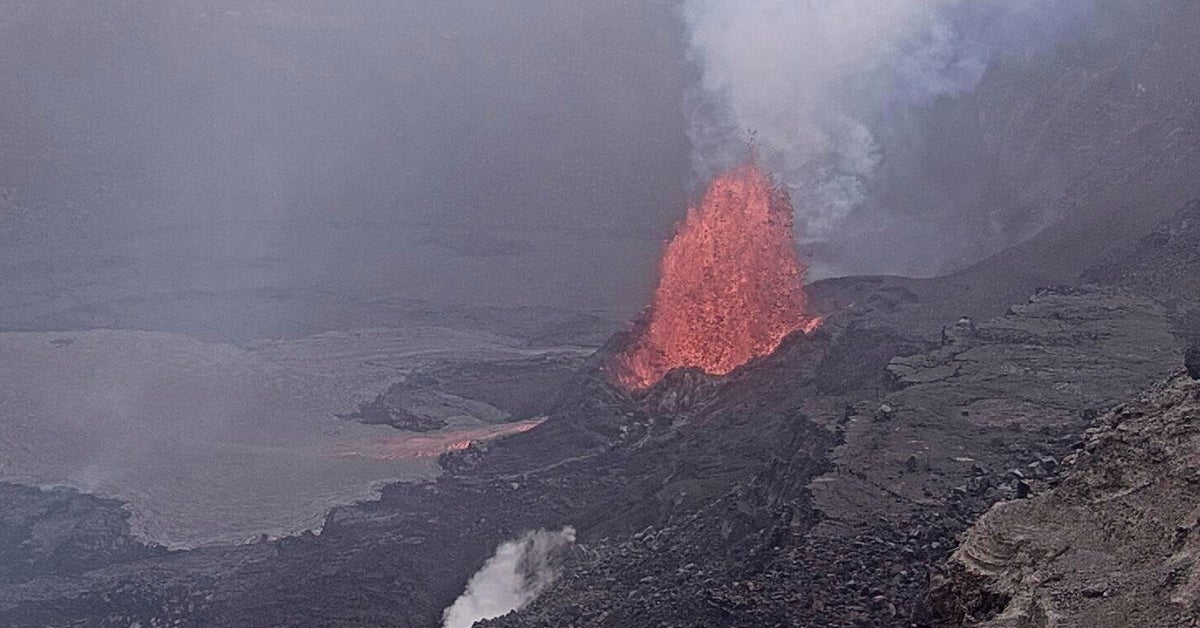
(610, 161, 819, 390)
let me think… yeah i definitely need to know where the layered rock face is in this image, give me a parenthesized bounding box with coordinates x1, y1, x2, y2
(929, 374, 1200, 627)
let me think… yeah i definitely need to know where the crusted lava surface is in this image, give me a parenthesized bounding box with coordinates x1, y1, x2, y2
(1, 194, 1197, 627)
(5, 2, 1200, 626)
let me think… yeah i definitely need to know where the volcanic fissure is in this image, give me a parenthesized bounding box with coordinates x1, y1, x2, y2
(611, 161, 819, 390)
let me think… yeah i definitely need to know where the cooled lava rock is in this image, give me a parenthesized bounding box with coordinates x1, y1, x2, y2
(1186, 344, 1200, 379)
(926, 374, 1200, 627)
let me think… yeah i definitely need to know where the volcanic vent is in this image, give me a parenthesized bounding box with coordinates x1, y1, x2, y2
(610, 161, 818, 390)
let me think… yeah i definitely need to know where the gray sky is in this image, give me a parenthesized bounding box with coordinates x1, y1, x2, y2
(0, 1, 690, 235)
(1, 0, 1158, 333)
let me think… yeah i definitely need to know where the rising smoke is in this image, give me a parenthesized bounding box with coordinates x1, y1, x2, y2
(441, 527, 576, 628)
(683, 0, 1093, 245)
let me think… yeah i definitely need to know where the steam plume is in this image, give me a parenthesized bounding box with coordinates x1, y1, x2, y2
(683, 0, 1093, 241)
(441, 527, 576, 628)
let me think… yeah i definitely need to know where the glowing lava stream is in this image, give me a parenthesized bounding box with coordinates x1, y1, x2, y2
(330, 419, 545, 461)
(611, 161, 819, 390)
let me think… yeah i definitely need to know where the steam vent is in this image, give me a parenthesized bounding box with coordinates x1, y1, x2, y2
(611, 162, 819, 390)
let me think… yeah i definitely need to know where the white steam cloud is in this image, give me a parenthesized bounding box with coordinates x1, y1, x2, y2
(441, 527, 576, 628)
(683, 0, 1092, 240)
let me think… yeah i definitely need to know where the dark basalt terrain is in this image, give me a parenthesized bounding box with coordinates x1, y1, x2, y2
(342, 353, 585, 432)
(2, 192, 1198, 627)
(928, 374, 1200, 627)
(0, 484, 166, 584)
(3, 2, 1200, 626)
(481, 293, 1188, 627)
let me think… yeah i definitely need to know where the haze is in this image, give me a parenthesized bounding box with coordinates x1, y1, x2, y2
(1, 1, 1129, 343)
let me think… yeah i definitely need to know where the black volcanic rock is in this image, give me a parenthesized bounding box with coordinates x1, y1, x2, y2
(340, 393, 448, 431)
(342, 353, 589, 431)
(1187, 344, 1200, 379)
(3, 223, 1199, 628)
(5, 16, 1200, 621)
(1083, 199, 1200, 300)
(0, 483, 167, 585)
(925, 375, 1200, 627)
(1, 279, 1193, 627)
(482, 287, 1183, 628)
(5, 2, 1200, 628)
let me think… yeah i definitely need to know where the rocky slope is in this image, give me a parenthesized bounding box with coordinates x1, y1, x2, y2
(928, 373, 1200, 627)
(1, 3, 1199, 622)
(2, 190, 1197, 625)
(478, 189, 1200, 627)
(476, 286, 1182, 628)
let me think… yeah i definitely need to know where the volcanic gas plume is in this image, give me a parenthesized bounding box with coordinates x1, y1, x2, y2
(611, 161, 818, 390)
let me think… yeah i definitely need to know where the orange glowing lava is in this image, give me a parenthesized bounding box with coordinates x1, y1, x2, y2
(611, 161, 818, 390)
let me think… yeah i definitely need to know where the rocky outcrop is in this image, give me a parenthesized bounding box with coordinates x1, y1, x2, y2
(927, 374, 1200, 627)
(0, 484, 166, 584)
(475, 284, 1183, 628)
(1, 274, 1188, 628)
(1083, 199, 1200, 303)
(3, 126, 1198, 627)
(343, 346, 588, 431)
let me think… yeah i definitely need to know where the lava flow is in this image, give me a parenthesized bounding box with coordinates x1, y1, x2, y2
(611, 161, 818, 390)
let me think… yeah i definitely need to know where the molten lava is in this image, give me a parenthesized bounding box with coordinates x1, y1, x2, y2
(611, 162, 818, 390)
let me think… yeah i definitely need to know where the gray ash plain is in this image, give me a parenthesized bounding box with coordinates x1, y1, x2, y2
(0, 326, 591, 549)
